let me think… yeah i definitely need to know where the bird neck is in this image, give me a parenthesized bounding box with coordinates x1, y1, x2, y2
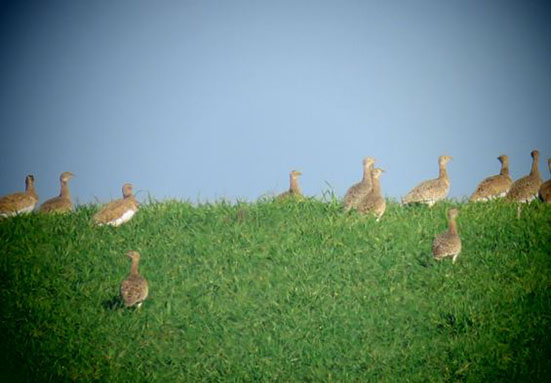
(371, 176, 381, 195)
(448, 217, 458, 235)
(26, 181, 38, 199)
(290, 176, 301, 194)
(530, 156, 540, 177)
(362, 164, 373, 187)
(60, 181, 71, 199)
(130, 258, 140, 275)
(500, 161, 510, 176)
(439, 162, 449, 181)
(26, 181, 35, 193)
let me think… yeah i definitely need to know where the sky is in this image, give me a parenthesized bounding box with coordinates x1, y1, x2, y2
(0, 0, 549, 205)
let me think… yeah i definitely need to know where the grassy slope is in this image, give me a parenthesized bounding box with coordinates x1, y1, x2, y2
(0, 199, 550, 382)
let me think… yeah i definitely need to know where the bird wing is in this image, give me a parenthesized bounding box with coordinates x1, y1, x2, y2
(344, 181, 371, 208)
(507, 175, 542, 201)
(471, 175, 512, 200)
(0, 192, 37, 213)
(120, 275, 148, 307)
(404, 178, 448, 203)
(93, 197, 138, 224)
(40, 197, 73, 213)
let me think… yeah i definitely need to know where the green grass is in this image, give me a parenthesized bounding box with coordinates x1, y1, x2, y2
(1, 198, 550, 382)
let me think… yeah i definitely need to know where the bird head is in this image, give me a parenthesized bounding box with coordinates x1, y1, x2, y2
(439, 155, 452, 165)
(60, 172, 75, 183)
(122, 183, 134, 198)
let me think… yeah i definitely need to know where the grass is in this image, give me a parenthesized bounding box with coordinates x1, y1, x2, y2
(0, 198, 550, 382)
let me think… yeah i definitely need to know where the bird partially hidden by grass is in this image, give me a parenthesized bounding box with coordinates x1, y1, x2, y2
(470, 155, 512, 202)
(343, 157, 375, 212)
(432, 208, 461, 264)
(93, 183, 139, 226)
(357, 167, 386, 221)
(403, 155, 452, 207)
(538, 157, 551, 204)
(277, 170, 303, 200)
(39, 171, 75, 213)
(120, 250, 149, 309)
(506, 149, 542, 203)
(0, 174, 39, 217)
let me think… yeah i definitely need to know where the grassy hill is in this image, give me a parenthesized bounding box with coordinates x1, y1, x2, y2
(1, 198, 550, 382)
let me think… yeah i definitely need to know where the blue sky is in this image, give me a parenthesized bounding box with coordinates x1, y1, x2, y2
(1, 0, 549, 204)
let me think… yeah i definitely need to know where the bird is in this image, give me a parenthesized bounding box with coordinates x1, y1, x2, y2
(403, 155, 452, 207)
(0, 174, 39, 217)
(539, 157, 551, 204)
(470, 155, 512, 202)
(92, 183, 139, 226)
(343, 157, 376, 212)
(39, 172, 75, 213)
(120, 250, 149, 308)
(357, 168, 386, 221)
(505, 150, 542, 203)
(432, 208, 461, 264)
(277, 170, 303, 199)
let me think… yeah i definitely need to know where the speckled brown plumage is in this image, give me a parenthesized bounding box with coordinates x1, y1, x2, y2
(120, 251, 149, 308)
(39, 172, 75, 213)
(93, 183, 139, 226)
(432, 208, 461, 263)
(470, 155, 512, 202)
(357, 168, 386, 221)
(506, 150, 542, 203)
(344, 157, 375, 212)
(277, 170, 303, 199)
(539, 158, 551, 204)
(403, 155, 452, 207)
(0, 175, 39, 217)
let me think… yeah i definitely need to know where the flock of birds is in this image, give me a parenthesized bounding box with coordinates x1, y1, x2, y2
(1, 150, 550, 308)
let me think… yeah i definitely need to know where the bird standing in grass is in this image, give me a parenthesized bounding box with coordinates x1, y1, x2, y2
(93, 183, 139, 226)
(403, 155, 452, 207)
(0, 174, 39, 217)
(120, 251, 149, 309)
(278, 170, 303, 199)
(39, 172, 75, 213)
(344, 157, 375, 212)
(539, 158, 551, 203)
(357, 168, 386, 221)
(506, 150, 542, 203)
(432, 208, 461, 264)
(470, 155, 512, 202)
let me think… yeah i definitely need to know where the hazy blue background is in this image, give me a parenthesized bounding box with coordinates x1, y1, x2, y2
(1, 0, 549, 204)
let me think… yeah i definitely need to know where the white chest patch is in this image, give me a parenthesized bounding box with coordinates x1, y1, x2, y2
(108, 209, 136, 227)
(17, 204, 36, 214)
(519, 194, 537, 204)
(1, 204, 35, 217)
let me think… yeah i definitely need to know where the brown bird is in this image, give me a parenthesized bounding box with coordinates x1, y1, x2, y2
(403, 155, 452, 207)
(432, 208, 461, 264)
(470, 155, 512, 202)
(277, 170, 303, 199)
(539, 157, 551, 203)
(0, 175, 39, 217)
(93, 183, 139, 226)
(344, 157, 376, 212)
(39, 172, 75, 213)
(120, 251, 149, 308)
(506, 150, 542, 203)
(357, 168, 386, 221)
